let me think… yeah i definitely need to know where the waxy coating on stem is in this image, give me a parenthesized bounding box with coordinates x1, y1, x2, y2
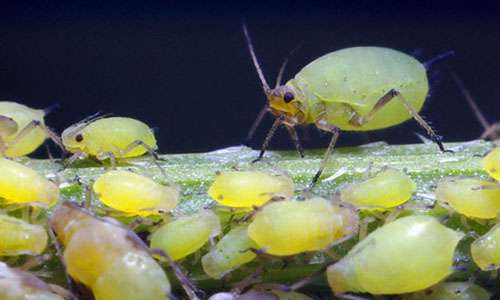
(93, 170, 178, 216)
(0, 261, 70, 300)
(327, 215, 463, 295)
(49, 202, 171, 300)
(483, 147, 500, 181)
(61, 116, 157, 158)
(435, 177, 500, 219)
(247, 197, 358, 256)
(202, 225, 258, 279)
(0, 101, 49, 157)
(208, 170, 294, 208)
(0, 157, 59, 207)
(340, 169, 416, 210)
(0, 214, 47, 256)
(150, 210, 220, 260)
(403, 282, 490, 300)
(471, 223, 500, 271)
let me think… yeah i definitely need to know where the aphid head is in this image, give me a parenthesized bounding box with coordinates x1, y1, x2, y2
(61, 112, 106, 151)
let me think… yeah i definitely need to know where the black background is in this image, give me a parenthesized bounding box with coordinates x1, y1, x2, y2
(0, 1, 499, 156)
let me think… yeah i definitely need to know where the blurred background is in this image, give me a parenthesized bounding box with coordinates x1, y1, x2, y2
(0, 1, 498, 156)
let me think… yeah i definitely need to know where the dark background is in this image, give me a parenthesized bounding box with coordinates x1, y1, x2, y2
(0, 1, 499, 156)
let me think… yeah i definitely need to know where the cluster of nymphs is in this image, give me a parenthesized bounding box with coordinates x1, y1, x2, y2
(0, 99, 499, 300)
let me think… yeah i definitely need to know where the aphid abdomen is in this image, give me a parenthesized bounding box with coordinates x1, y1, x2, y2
(471, 223, 500, 271)
(291, 47, 428, 131)
(483, 147, 500, 180)
(0, 214, 48, 256)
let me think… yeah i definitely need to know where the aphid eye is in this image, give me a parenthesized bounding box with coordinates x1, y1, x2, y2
(75, 134, 84, 142)
(283, 92, 295, 103)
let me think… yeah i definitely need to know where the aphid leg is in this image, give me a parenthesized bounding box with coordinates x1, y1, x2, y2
(246, 104, 269, 143)
(257, 265, 328, 293)
(48, 226, 76, 296)
(481, 121, 500, 140)
(230, 266, 263, 295)
(7, 120, 65, 154)
(308, 121, 340, 189)
(120, 140, 167, 177)
(252, 116, 284, 163)
(96, 151, 117, 169)
(151, 248, 205, 300)
(349, 89, 452, 153)
(285, 125, 305, 158)
(48, 284, 78, 300)
(18, 254, 50, 271)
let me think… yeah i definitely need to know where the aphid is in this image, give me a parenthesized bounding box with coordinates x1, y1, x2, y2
(327, 215, 463, 295)
(243, 25, 450, 187)
(208, 170, 294, 208)
(471, 223, 500, 271)
(150, 210, 220, 260)
(61, 115, 159, 166)
(247, 197, 358, 256)
(483, 147, 500, 181)
(0, 157, 59, 207)
(340, 169, 416, 210)
(93, 170, 178, 216)
(0, 101, 60, 157)
(404, 282, 490, 300)
(0, 261, 72, 300)
(435, 177, 500, 219)
(202, 225, 258, 279)
(49, 202, 172, 300)
(0, 214, 47, 256)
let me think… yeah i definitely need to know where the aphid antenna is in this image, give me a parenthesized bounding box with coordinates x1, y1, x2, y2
(274, 42, 303, 88)
(65, 111, 113, 134)
(423, 50, 455, 69)
(43, 103, 61, 116)
(243, 23, 271, 94)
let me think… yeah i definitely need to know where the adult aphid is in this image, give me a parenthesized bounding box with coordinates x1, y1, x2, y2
(243, 25, 452, 187)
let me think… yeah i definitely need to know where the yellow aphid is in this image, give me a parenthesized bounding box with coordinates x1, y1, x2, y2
(327, 215, 463, 295)
(49, 202, 171, 300)
(0, 157, 59, 207)
(404, 282, 490, 300)
(202, 225, 257, 279)
(150, 210, 220, 260)
(0, 214, 47, 256)
(340, 169, 416, 210)
(208, 171, 294, 208)
(471, 223, 500, 271)
(62, 116, 157, 159)
(248, 197, 358, 256)
(93, 170, 178, 216)
(435, 177, 500, 219)
(0, 261, 68, 300)
(483, 147, 500, 180)
(0, 101, 48, 157)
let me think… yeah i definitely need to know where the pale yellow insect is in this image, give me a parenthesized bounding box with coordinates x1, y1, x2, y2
(93, 170, 178, 216)
(0, 261, 72, 300)
(208, 170, 294, 208)
(327, 215, 463, 295)
(49, 202, 172, 300)
(0, 157, 59, 208)
(340, 169, 416, 210)
(202, 225, 257, 279)
(471, 223, 500, 271)
(247, 197, 358, 256)
(0, 214, 47, 256)
(483, 147, 500, 181)
(0, 101, 59, 157)
(150, 210, 220, 260)
(404, 282, 490, 300)
(435, 177, 500, 219)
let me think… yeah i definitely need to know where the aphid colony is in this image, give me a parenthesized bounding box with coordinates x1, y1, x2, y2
(0, 101, 497, 300)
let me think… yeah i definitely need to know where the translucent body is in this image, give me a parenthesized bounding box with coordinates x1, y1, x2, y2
(150, 210, 220, 260)
(93, 170, 178, 216)
(202, 225, 257, 279)
(340, 169, 416, 210)
(0, 262, 66, 300)
(0, 102, 47, 157)
(404, 282, 490, 300)
(287, 47, 428, 130)
(435, 178, 500, 219)
(208, 171, 294, 208)
(49, 202, 171, 300)
(327, 215, 463, 295)
(248, 197, 357, 256)
(483, 147, 500, 180)
(62, 117, 157, 158)
(0, 214, 47, 256)
(471, 223, 500, 270)
(0, 158, 59, 207)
